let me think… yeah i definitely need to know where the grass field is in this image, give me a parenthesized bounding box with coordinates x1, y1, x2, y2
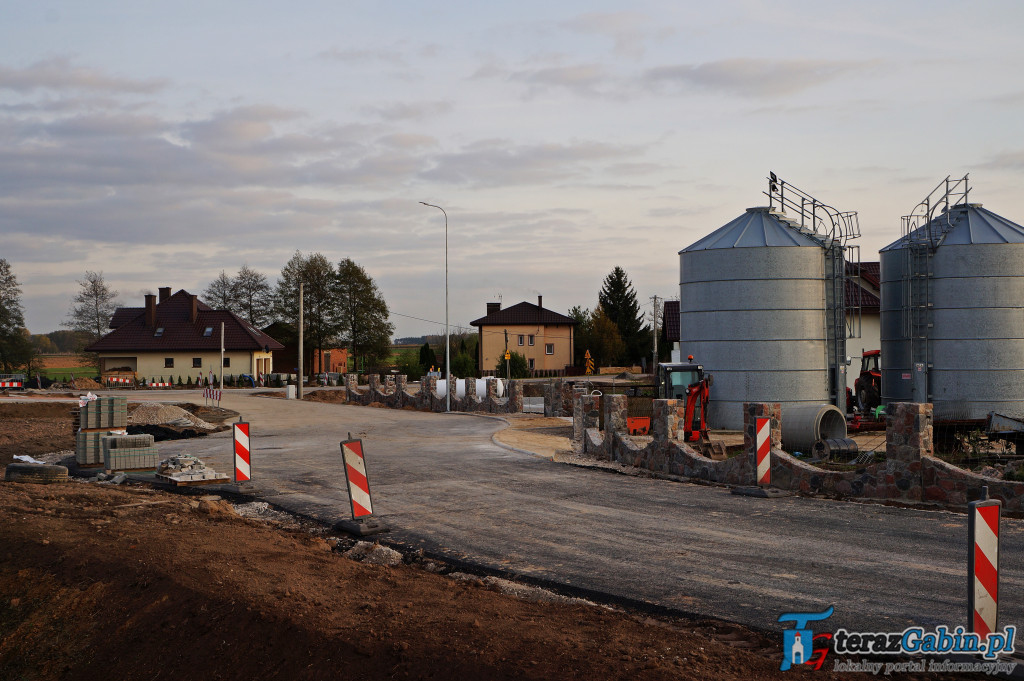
(39, 366, 98, 379)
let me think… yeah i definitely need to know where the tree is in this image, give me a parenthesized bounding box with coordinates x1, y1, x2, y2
(335, 258, 395, 370)
(45, 330, 84, 353)
(63, 271, 121, 350)
(598, 266, 649, 364)
(451, 352, 475, 378)
(589, 306, 626, 368)
(202, 270, 236, 310)
(234, 264, 272, 327)
(0, 260, 35, 373)
(568, 305, 593, 366)
(274, 251, 339, 371)
(494, 351, 529, 379)
(418, 342, 438, 371)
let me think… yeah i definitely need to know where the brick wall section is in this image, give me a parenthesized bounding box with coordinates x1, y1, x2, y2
(572, 392, 600, 453)
(342, 374, 522, 414)
(571, 398, 1020, 509)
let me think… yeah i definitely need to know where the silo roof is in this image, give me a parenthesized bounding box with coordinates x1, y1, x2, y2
(881, 204, 1024, 251)
(680, 207, 824, 253)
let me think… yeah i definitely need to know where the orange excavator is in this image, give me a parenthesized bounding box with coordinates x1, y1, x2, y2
(655, 357, 726, 460)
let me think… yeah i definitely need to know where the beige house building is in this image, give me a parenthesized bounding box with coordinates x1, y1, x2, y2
(87, 287, 282, 382)
(470, 296, 576, 375)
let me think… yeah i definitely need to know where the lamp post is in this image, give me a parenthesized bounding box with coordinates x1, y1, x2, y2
(420, 201, 450, 412)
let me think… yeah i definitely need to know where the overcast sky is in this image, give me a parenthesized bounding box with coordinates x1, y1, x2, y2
(3, 1, 1024, 339)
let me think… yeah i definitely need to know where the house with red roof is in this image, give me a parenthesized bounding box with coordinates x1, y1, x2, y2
(470, 296, 576, 375)
(86, 287, 283, 382)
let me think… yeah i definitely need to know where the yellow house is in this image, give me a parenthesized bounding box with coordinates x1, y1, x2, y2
(86, 287, 283, 382)
(470, 296, 576, 375)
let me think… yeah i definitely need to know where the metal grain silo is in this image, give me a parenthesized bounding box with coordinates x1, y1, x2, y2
(881, 175, 1024, 421)
(679, 177, 859, 429)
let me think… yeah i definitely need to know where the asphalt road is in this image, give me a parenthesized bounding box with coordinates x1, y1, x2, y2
(147, 391, 1024, 636)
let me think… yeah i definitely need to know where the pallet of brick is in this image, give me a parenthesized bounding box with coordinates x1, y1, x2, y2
(79, 396, 128, 430)
(76, 431, 107, 466)
(103, 445, 159, 472)
(154, 454, 229, 486)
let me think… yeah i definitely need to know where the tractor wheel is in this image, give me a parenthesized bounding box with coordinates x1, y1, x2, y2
(5, 463, 69, 484)
(858, 386, 880, 415)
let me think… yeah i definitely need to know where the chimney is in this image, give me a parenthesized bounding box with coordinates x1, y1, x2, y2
(537, 295, 543, 309)
(158, 287, 171, 303)
(144, 294, 156, 327)
(486, 302, 501, 315)
(189, 294, 198, 323)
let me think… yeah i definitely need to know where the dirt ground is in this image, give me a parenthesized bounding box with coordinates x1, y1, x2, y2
(0, 401, 960, 680)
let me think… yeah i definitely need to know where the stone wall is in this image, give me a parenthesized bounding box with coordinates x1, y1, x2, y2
(343, 375, 523, 414)
(572, 398, 1023, 510)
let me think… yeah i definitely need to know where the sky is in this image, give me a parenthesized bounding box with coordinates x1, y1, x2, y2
(3, 1, 1024, 339)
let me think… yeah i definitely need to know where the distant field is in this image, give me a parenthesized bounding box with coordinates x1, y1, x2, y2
(38, 354, 92, 369)
(40, 366, 98, 379)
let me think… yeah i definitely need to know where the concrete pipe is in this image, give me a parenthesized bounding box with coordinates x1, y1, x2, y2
(811, 437, 858, 461)
(781, 403, 847, 455)
(435, 378, 504, 399)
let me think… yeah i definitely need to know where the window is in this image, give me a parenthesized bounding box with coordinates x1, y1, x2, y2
(545, 343, 554, 355)
(528, 335, 534, 346)
(154, 327, 164, 337)
(528, 358, 535, 370)
(192, 357, 202, 368)
(223, 357, 230, 368)
(518, 335, 524, 346)
(164, 358, 174, 368)
(203, 327, 213, 337)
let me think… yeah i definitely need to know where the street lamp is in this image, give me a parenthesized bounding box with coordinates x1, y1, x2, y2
(419, 201, 450, 413)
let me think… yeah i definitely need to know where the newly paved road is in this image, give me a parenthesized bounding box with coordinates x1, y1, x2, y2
(146, 391, 1024, 635)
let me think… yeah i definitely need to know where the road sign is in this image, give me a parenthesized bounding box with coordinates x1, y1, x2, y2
(233, 422, 251, 482)
(756, 417, 770, 485)
(341, 438, 373, 519)
(584, 349, 594, 375)
(968, 491, 1001, 638)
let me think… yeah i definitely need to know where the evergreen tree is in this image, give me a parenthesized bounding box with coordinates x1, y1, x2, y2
(598, 266, 649, 364)
(418, 342, 438, 371)
(568, 305, 592, 367)
(0, 259, 35, 373)
(334, 258, 395, 370)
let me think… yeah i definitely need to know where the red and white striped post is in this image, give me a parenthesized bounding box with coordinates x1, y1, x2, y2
(756, 416, 771, 486)
(233, 422, 251, 483)
(341, 438, 373, 518)
(968, 486, 1001, 638)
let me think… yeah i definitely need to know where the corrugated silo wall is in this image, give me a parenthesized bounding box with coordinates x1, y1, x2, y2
(930, 243, 1024, 420)
(679, 247, 829, 430)
(879, 248, 913, 404)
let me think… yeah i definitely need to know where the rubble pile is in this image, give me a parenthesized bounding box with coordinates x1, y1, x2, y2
(155, 454, 228, 484)
(129, 404, 216, 430)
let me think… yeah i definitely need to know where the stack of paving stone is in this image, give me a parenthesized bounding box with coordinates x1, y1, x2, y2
(155, 454, 229, 485)
(102, 433, 159, 472)
(75, 396, 130, 467)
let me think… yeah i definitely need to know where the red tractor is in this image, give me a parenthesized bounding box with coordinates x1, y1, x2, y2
(854, 350, 881, 415)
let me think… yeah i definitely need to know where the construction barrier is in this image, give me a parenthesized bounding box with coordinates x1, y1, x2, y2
(0, 380, 22, 388)
(756, 416, 771, 485)
(150, 382, 171, 388)
(204, 387, 222, 405)
(233, 422, 250, 482)
(968, 489, 1001, 638)
(340, 438, 373, 518)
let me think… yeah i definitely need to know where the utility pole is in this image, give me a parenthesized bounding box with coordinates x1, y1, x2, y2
(219, 322, 224, 391)
(650, 294, 660, 374)
(298, 282, 304, 400)
(505, 329, 510, 381)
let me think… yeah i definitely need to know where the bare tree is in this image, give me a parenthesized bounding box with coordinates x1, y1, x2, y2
(234, 264, 272, 326)
(0, 259, 35, 373)
(64, 271, 121, 346)
(202, 270, 236, 310)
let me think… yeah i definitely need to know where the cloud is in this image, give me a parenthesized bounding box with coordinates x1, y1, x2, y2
(642, 58, 873, 97)
(361, 100, 452, 121)
(561, 12, 674, 57)
(0, 57, 167, 93)
(979, 150, 1024, 171)
(510, 64, 613, 97)
(316, 48, 408, 67)
(420, 138, 643, 187)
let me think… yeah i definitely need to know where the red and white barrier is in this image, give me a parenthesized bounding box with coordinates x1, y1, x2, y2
(969, 492, 1001, 638)
(0, 381, 22, 388)
(106, 376, 132, 384)
(756, 416, 771, 485)
(233, 422, 250, 482)
(204, 387, 222, 401)
(341, 439, 373, 518)
(150, 382, 171, 388)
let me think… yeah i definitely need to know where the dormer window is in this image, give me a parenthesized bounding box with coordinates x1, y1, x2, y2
(154, 328, 164, 337)
(203, 327, 213, 337)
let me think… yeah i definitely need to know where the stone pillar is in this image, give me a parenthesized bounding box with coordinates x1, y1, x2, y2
(368, 374, 381, 392)
(420, 376, 437, 410)
(395, 375, 407, 393)
(603, 394, 628, 434)
(507, 380, 523, 413)
(463, 377, 477, 411)
(651, 399, 680, 443)
(886, 402, 933, 462)
(743, 402, 781, 454)
(573, 391, 601, 453)
(447, 375, 457, 410)
(384, 375, 396, 394)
